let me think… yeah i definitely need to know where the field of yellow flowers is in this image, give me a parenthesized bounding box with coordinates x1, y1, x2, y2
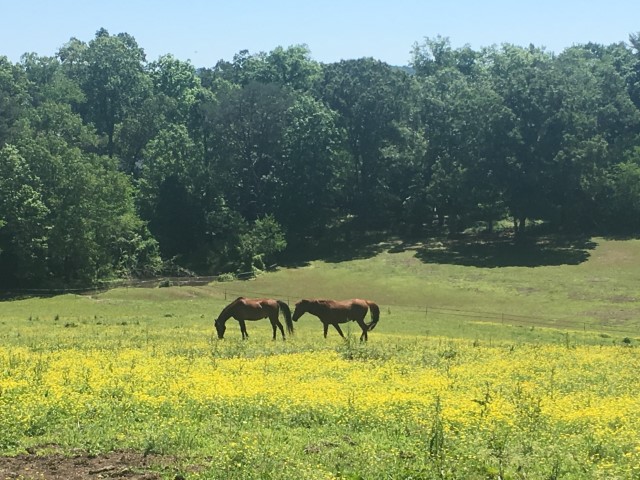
(1, 293, 639, 479)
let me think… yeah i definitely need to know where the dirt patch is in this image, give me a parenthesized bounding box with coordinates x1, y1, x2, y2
(580, 307, 640, 327)
(516, 287, 539, 295)
(0, 450, 184, 480)
(607, 295, 638, 303)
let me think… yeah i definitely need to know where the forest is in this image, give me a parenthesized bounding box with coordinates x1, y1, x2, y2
(1, 28, 640, 288)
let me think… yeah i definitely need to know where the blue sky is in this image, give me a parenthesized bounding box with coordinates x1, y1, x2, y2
(2, 0, 639, 67)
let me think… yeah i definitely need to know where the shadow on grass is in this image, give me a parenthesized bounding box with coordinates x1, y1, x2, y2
(415, 235, 597, 268)
(282, 225, 598, 269)
(280, 229, 392, 268)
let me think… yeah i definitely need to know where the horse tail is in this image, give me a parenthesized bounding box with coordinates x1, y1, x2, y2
(278, 300, 294, 335)
(366, 301, 380, 331)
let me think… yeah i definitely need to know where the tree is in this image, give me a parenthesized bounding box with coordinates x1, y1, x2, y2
(206, 81, 294, 220)
(0, 145, 49, 286)
(238, 215, 287, 272)
(147, 54, 201, 123)
(12, 101, 161, 285)
(378, 123, 430, 233)
(257, 45, 321, 91)
(20, 53, 84, 107)
(412, 36, 481, 78)
(537, 45, 639, 231)
(137, 125, 204, 260)
(276, 94, 343, 239)
(318, 58, 415, 225)
(0, 57, 29, 147)
(113, 55, 205, 176)
(606, 156, 640, 232)
(64, 28, 150, 159)
(488, 45, 561, 233)
(411, 45, 515, 233)
(206, 45, 321, 92)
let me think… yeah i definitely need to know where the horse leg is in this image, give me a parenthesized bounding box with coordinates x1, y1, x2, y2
(269, 314, 285, 340)
(276, 320, 286, 340)
(323, 322, 329, 338)
(356, 320, 369, 342)
(270, 320, 277, 340)
(333, 323, 346, 338)
(239, 320, 248, 340)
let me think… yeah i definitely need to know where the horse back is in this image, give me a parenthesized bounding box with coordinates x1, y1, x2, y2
(306, 298, 369, 321)
(228, 297, 273, 320)
(347, 299, 371, 318)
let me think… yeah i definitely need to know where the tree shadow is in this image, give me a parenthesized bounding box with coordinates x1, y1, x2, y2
(0, 291, 57, 302)
(280, 223, 599, 269)
(414, 234, 597, 268)
(601, 233, 640, 241)
(279, 227, 392, 268)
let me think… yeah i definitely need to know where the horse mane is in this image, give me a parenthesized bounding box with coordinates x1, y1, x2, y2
(217, 297, 245, 322)
(299, 299, 331, 312)
(305, 299, 333, 307)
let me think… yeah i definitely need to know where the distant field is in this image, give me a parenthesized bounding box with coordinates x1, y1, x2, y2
(1, 236, 639, 478)
(212, 235, 640, 341)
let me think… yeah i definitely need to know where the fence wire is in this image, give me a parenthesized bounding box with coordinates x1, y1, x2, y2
(207, 285, 638, 338)
(2, 271, 637, 337)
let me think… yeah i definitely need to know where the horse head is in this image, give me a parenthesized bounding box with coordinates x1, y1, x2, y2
(292, 299, 310, 322)
(214, 317, 226, 339)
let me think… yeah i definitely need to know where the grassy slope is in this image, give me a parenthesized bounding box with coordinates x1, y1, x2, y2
(1, 236, 640, 479)
(1, 236, 639, 345)
(210, 236, 640, 340)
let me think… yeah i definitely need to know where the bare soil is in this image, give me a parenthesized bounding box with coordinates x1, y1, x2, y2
(0, 450, 185, 480)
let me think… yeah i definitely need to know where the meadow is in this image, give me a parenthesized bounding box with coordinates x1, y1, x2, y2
(1, 236, 639, 479)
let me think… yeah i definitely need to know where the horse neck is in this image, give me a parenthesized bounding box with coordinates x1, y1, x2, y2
(303, 301, 326, 316)
(294, 302, 310, 319)
(216, 310, 231, 324)
(217, 298, 241, 323)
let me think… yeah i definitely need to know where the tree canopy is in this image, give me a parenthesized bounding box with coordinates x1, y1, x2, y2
(2, 29, 640, 287)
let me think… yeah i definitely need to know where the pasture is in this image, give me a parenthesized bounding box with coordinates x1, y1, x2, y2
(1, 236, 639, 479)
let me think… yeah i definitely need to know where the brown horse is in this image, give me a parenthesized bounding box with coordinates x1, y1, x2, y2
(292, 298, 380, 341)
(215, 297, 293, 340)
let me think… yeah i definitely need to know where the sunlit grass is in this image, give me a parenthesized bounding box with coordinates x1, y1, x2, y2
(1, 324, 639, 478)
(214, 237, 640, 333)
(2, 237, 640, 478)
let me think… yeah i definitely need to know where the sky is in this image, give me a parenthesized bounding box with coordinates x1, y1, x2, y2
(1, 0, 639, 68)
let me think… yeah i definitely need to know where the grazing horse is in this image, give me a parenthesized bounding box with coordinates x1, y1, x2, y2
(215, 297, 293, 340)
(292, 298, 380, 341)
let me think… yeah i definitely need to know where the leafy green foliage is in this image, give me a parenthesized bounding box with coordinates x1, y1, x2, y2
(0, 145, 49, 285)
(238, 215, 287, 271)
(2, 240, 640, 478)
(0, 56, 29, 145)
(319, 58, 416, 225)
(2, 30, 640, 287)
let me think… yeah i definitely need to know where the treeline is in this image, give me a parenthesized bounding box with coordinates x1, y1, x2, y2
(2, 29, 640, 287)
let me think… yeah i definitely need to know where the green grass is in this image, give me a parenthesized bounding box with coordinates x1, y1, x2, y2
(2, 236, 640, 479)
(2, 236, 639, 346)
(211, 235, 640, 342)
